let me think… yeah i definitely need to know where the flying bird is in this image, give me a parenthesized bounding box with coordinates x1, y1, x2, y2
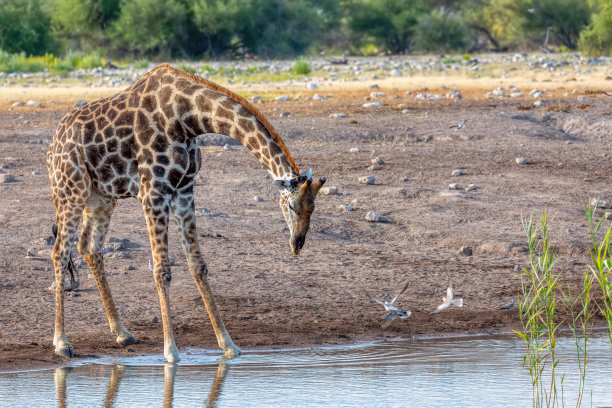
(430, 287, 463, 314)
(364, 281, 412, 328)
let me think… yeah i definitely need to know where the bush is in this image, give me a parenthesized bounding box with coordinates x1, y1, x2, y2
(413, 8, 470, 52)
(579, 0, 612, 56)
(292, 57, 312, 75)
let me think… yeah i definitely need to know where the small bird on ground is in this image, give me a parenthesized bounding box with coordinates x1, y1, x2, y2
(499, 299, 516, 310)
(364, 281, 412, 328)
(449, 119, 467, 130)
(430, 287, 463, 314)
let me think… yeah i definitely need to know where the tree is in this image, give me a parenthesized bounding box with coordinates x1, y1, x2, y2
(0, 0, 54, 54)
(413, 8, 470, 52)
(579, 0, 612, 55)
(521, 0, 592, 49)
(346, 0, 428, 54)
(461, 0, 527, 51)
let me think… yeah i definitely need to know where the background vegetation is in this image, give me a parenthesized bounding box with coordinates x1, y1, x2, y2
(0, 0, 610, 62)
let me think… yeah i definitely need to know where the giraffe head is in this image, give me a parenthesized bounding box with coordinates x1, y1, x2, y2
(276, 169, 327, 255)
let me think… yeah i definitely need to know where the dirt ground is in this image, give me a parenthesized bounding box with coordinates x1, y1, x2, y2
(0, 72, 611, 372)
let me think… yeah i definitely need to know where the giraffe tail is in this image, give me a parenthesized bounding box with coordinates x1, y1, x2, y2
(51, 224, 79, 291)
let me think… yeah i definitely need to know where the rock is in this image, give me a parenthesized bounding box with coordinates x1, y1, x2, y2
(74, 100, 88, 108)
(577, 95, 588, 102)
(458, 246, 473, 256)
(591, 198, 612, 209)
(329, 113, 348, 118)
(312, 94, 326, 101)
(390, 69, 402, 77)
(349, 147, 361, 153)
(32, 170, 40, 175)
(416, 93, 443, 100)
(253, 196, 263, 202)
(368, 84, 380, 90)
(362, 102, 382, 108)
(321, 186, 338, 195)
(338, 204, 353, 211)
(401, 109, 413, 114)
(605, 212, 612, 220)
(447, 89, 462, 99)
(485, 92, 494, 99)
(252, 95, 262, 102)
(11, 101, 25, 107)
(401, 176, 409, 182)
(306, 82, 318, 90)
(465, 184, 478, 191)
(275, 95, 289, 101)
(370, 92, 386, 98)
(515, 157, 529, 165)
(510, 92, 523, 98)
(127, 265, 136, 271)
(0, 174, 16, 183)
(533, 100, 544, 107)
(372, 157, 384, 165)
(448, 183, 460, 190)
(369, 165, 380, 170)
(280, 111, 291, 117)
(451, 169, 463, 176)
(493, 88, 506, 97)
(365, 211, 388, 222)
(358, 175, 375, 184)
(26, 100, 44, 108)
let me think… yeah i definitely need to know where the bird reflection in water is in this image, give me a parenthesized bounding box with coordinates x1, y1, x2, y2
(54, 362, 230, 407)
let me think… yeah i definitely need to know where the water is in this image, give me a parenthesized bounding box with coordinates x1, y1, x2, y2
(1, 334, 611, 407)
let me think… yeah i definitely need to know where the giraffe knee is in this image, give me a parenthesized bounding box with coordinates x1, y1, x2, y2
(191, 264, 208, 279)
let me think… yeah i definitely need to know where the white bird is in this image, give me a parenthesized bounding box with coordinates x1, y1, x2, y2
(430, 287, 463, 314)
(365, 281, 412, 328)
(449, 119, 467, 130)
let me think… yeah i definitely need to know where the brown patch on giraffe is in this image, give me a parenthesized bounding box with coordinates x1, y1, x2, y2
(172, 146, 188, 169)
(238, 118, 255, 133)
(215, 106, 234, 121)
(174, 94, 194, 116)
(141, 94, 157, 113)
(115, 111, 135, 127)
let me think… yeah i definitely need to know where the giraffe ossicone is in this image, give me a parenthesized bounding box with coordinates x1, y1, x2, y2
(46, 64, 326, 362)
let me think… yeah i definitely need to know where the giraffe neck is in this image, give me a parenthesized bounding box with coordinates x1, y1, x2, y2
(153, 66, 300, 182)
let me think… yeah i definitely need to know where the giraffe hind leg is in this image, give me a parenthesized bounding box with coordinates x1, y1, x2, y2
(78, 192, 136, 346)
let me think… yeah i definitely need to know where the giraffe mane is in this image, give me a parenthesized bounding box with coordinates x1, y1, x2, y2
(151, 64, 300, 175)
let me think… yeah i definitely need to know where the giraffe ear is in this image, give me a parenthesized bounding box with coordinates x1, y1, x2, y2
(275, 179, 292, 191)
(303, 168, 313, 180)
(311, 176, 327, 195)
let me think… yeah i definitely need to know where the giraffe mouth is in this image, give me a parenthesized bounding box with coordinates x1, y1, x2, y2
(290, 235, 305, 256)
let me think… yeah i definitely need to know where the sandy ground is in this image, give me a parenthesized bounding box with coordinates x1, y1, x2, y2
(0, 69, 611, 372)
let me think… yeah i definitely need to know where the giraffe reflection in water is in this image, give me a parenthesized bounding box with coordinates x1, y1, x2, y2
(54, 362, 230, 407)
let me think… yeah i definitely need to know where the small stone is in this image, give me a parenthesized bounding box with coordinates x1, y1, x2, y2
(459, 246, 473, 256)
(362, 102, 382, 108)
(252, 95, 262, 101)
(127, 265, 136, 271)
(448, 183, 460, 190)
(365, 211, 388, 222)
(605, 212, 612, 220)
(369, 165, 380, 171)
(338, 204, 353, 211)
(401, 176, 409, 182)
(510, 92, 523, 98)
(358, 175, 375, 184)
(306, 82, 318, 90)
(591, 198, 612, 209)
(390, 69, 402, 77)
(329, 113, 348, 118)
(516, 157, 529, 165)
(32, 170, 40, 175)
(368, 84, 380, 90)
(272, 107, 280, 112)
(401, 109, 412, 114)
(350, 147, 361, 153)
(577, 95, 587, 102)
(26, 100, 44, 108)
(416, 93, 443, 100)
(533, 100, 544, 107)
(372, 157, 384, 165)
(74, 100, 88, 108)
(275, 95, 289, 101)
(349, 120, 358, 125)
(253, 196, 263, 202)
(370, 92, 386, 98)
(280, 111, 291, 117)
(321, 186, 338, 195)
(447, 89, 462, 99)
(451, 169, 463, 176)
(312, 94, 326, 101)
(0, 174, 16, 183)
(572, 89, 579, 94)
(465, 184, 478, 191)
(11, 101, 25, 107)
(152, 316, 159, 324)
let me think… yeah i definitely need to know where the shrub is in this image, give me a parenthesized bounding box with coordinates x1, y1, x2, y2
(292, 57, 312, 75)
(413, 9, 470, 52)
(579, 0, 612, 56)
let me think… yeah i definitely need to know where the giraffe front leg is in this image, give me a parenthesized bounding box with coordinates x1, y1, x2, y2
(142, 197, 180, 363)
(170, 191, 241, 358)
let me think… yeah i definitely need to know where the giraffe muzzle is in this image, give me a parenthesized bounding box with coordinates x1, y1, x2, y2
(290, 235, 305, 255)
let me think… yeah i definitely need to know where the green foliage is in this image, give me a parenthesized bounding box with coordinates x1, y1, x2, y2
(461, 0, 525, 50)
(521, 0, 592, 49)
(133, 58, 150, 69)
(579, 0, 612, 56)
(0, 0, 54, 55)
(0, 50, 103, 73)
(413, 8, 470, 52)
(292, 57, 312, 75)
(176, 63, 196, 74)
(346, 0, 428, 54)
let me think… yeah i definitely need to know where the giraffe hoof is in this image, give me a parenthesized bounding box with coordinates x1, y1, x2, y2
(116, 332, 137, 346)
(55, 344, 74, 358)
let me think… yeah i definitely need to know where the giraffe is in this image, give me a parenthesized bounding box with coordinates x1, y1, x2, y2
(46, 64, 327, 362)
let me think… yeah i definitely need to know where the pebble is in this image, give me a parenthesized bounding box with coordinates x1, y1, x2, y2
(32, 170, 40, 175)
(465, 184, 478, 191)
(252, 95, 262, 101)
(0, 174, 16, 183)
(516, 157, 529, 165)
(533, 100, 544, 107)
(349, 147, 361, 153)
(447, 89, 462, 99)
(451, 169, 463, 176)
(370, 92, 386, 98)
(338, 204, 353, 211)
(329, 113, 347, 118)
(280, 111, 291, 117)
(401, 109, 413, 114)
(74, 100, 88, 108)
(365, 211, 388, 222)
(459, 246, 473, 256)
(362, 102, 382, 108)
(275, 95, 289, 101)
(448, 183, 460, 190)
(11, 101, 25, 107)
(312, 94, 326, 101)
(321, 186, 338, 195)
(372, 157, 384, 165)
(368, 84, 380, 90)
(368, 165, 380, 170)
(591, 198, 612, 209)
(416, 93, 443, 100)
(401, 176, 409, 182)
(306, 82, 318, 90)
(390, 70, 402, 77)
(605, 212, 612, 220)
(358, 175, 375, 184)
(510, 92, 523, 98)
(577, 95, 587, 102)
(26, 100, 44, 108)
(253, 196, 263, 202)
